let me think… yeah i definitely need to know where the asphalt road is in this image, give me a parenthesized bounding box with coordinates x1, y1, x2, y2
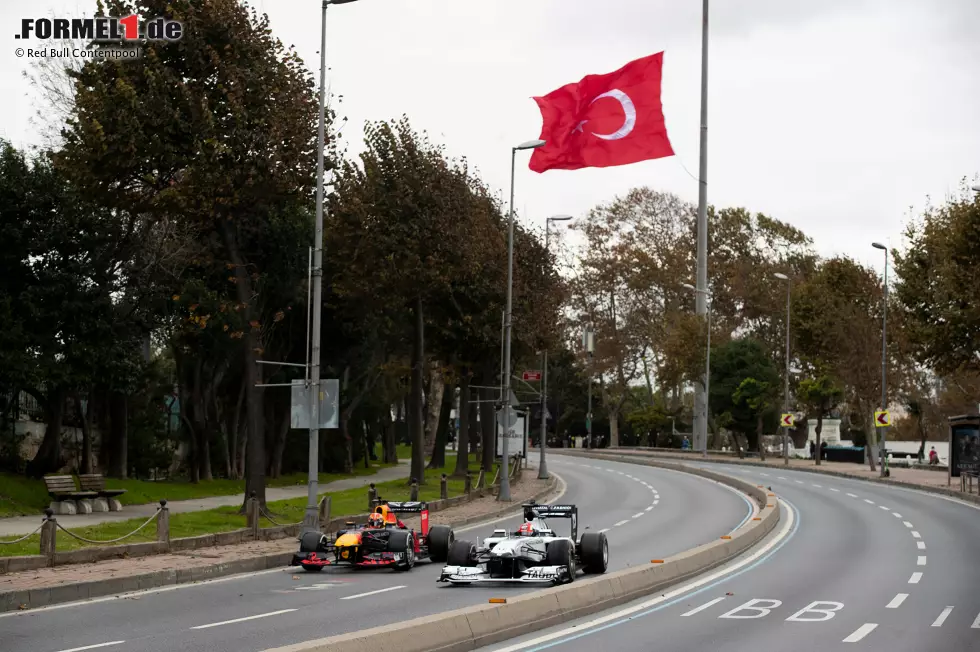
(479, 455, 980, 652)
(0, 457, 749, 652)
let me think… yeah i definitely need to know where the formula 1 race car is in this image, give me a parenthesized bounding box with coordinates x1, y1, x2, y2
(292, 500, 454, 572)
(437, 501, 608, 585)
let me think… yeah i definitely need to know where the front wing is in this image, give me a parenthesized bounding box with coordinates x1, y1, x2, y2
(438, 564, 571, 584)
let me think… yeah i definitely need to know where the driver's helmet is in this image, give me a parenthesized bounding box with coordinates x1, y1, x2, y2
(367, 513, 385, 528)
(518, 522, 534, 536)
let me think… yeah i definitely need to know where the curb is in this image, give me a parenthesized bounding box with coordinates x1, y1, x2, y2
(0, 476, 558, 614)
(600, 447, 980, 507)
(260, 453, 780, 652)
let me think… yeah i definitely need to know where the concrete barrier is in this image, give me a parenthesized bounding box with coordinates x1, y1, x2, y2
(263, 450, 781, 652)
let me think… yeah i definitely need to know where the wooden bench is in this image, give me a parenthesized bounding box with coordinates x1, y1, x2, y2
(44, 475, 98, 516)
(78, 474, 126, 513)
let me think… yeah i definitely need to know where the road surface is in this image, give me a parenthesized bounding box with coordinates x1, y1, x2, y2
(479, 455, 980, 652)
(1, 458, 749, 652)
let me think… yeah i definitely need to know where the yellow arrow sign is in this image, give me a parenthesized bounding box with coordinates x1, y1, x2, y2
(781, 413, 795, 427)
(874, 410, 891, 427)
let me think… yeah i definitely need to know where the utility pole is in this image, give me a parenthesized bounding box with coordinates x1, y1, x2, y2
(693, 0, 711, 456)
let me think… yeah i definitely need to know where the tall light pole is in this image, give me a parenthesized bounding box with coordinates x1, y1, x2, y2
(693, 0, 711, 457)
(500, 139, 546, 502)
(539, 215, 572, 479)
(872, 241, 889, 478)
(774, 272, 791, 466)
(583, 324, 595, 448)
(683, 282, 710, 458)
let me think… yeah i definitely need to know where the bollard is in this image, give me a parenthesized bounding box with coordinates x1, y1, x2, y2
(156, 499, 170, 544)
(368, 483, 377, 510)
(39, 508, 56, 560)
(440, 474, 448, 500)
(319, 495, 332, 527)
(464, 471, 472, 495)
(410, 478, 419, 501)
(246, 491, 259, 539)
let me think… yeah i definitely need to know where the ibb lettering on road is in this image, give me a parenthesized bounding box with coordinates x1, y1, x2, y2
(786, 601, 844, 622)
(690, 597, 844, 622)
(719, 599, 782, 619)
(15, 16, 183, 41)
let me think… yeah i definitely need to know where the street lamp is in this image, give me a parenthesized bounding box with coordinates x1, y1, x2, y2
(682, 282, 710, 458)
(872, 241, 889, 478)
(774, 272, 791, 466)
(539, 215, 572, 479)
(500, 138, 546, 502)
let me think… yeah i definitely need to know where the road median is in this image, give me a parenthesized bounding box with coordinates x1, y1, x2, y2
(262, 451, 781, 652)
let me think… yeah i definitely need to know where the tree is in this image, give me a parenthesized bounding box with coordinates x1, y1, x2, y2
(797, 375, 844, 466)
(709, 338, 781, 456)
(732, 377, 780, 461)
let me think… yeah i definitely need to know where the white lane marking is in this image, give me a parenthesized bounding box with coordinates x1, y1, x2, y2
(645, 505, 654, 511)
(903, 521, 914, 528)
(777, 476, 787, 480)
(972, 612, 980, 628)
(614, 519, 629, 527)
(918, 556, 927, 566)
(879, 505, 890, 511)
(932, 607, 953, 627)
(909, 572, 923, 584)
(812, 484, 822, 488)
(911, 531, 921, 539)
(653, 500, 660, 505)
(339, 585, 406, 600)
(617, 471, 625, 475)
(886, 593, 908, 609)
(54, 644, 126, 652)
(843, 623, 878, 643)
(760, 472, 770, 476)
(641, 482, 651, 487)
(626, 475, 634, 479)
(632, 512, 645, 519)
(893, 512, 902, 518)
(489, 498, 797, 652)
(795, 480, 804, 484)
(681, 597, 726, 616)
(917, 541, 927, 550)
(847, 493, 858, 498)
(829, 487, 840, 492)
(191, 608, 297, 629)
(607, 468, 617, 473)
(864, 499, 875, 504)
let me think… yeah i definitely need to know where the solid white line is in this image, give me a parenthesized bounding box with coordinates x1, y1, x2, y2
(909, 572, 923, 584)
(886, 593, 908, 609)
(632, 512, 645, 519)
(54, 643, 126, 652)
(614, 519, 629, 527)
(339, 585, 406, 600)
(843, 623, 878, 643)
(911, 531, 921, 539)
(191, 608, 296, 629)
(681, 597, 726, 616)
(932, 607, 953, 627)
(829, 487, 840, 492)
(490, 498, 797, 652)
(847, 493, 858, 498)
(918, 556, 927, 566)
(864, 498, 875, 504)
(917, 541, 927, 550)
(903, 521, 914, 528)
(645, 505, 654, 511)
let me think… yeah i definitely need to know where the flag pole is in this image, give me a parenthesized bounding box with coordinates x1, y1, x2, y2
(694, 0, 710, 457)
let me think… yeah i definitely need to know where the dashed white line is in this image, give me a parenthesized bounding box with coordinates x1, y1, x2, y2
(909, 572, 923, 584)
(879, 505, 890, 511)
(681, 597, 726, 616)
(54, 644, 126, 652)
(847, 493, 858, 498)
(903, 521, 914, 528)
(917, 556, 927, 566)
(812, 484, 822, 488)
(795, 480, 804, 484)
(917, 541, 927, 550)
(886, 593, 908, 609)
(829, 487, 840, 492)
(614, 519, 629, 527)
(971, 612, 980, 629)
(653, 500, 660, 505)
(625, 475, 634, 479)
(932, 607, 953, 627)
(760, 472, 770, 477)
(843, 623, 878, 643)
(645, 505, 654, 511)
(778, 476, 787, 480)
(339, 586, 406, 600)
(632, 512, 645, 519)
(892, 512, 902, 518)
(191, 608, 297, 629)
(911, 531, 921, 539)
(864, 499, 875, 505)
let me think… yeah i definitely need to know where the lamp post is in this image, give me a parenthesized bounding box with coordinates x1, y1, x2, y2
(302, 0, 361, 534)
(539, 215, 572, 479)
(500, 139, 546, 502)
(583, 324, 595, 448)
(693, 0, 711, 464)
(774, 272, 791, 466)
(682, 282, 711, 458)
(872, 241, 889, 478)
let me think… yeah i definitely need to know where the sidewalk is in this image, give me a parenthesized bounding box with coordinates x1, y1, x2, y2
(0, 462, 411, 537)
(0, 471, 557, 612)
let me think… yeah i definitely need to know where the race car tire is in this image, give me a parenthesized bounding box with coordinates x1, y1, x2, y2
(447, 539, 476, 566)
(578, 531, 609, 574)
(389, 530, 416, 571)
(546, 539, 576, 583)
(427, 524, 455, 562)
(299, 531, 326, 553)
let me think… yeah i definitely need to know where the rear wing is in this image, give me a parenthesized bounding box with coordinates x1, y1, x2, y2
(523, 503, 578, 540)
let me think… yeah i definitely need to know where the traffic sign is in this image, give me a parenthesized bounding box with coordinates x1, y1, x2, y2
(522, 370, 542, 381)
(780, 413, 795, 427)
(874, 410, 891, 427)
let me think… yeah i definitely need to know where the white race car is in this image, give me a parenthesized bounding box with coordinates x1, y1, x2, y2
(437, 502, 608, 585)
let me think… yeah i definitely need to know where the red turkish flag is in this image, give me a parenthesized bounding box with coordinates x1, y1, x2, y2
(528, 52, 674, 173)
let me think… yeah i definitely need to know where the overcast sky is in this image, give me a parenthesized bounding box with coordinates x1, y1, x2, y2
(3, 0, 979, 276)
